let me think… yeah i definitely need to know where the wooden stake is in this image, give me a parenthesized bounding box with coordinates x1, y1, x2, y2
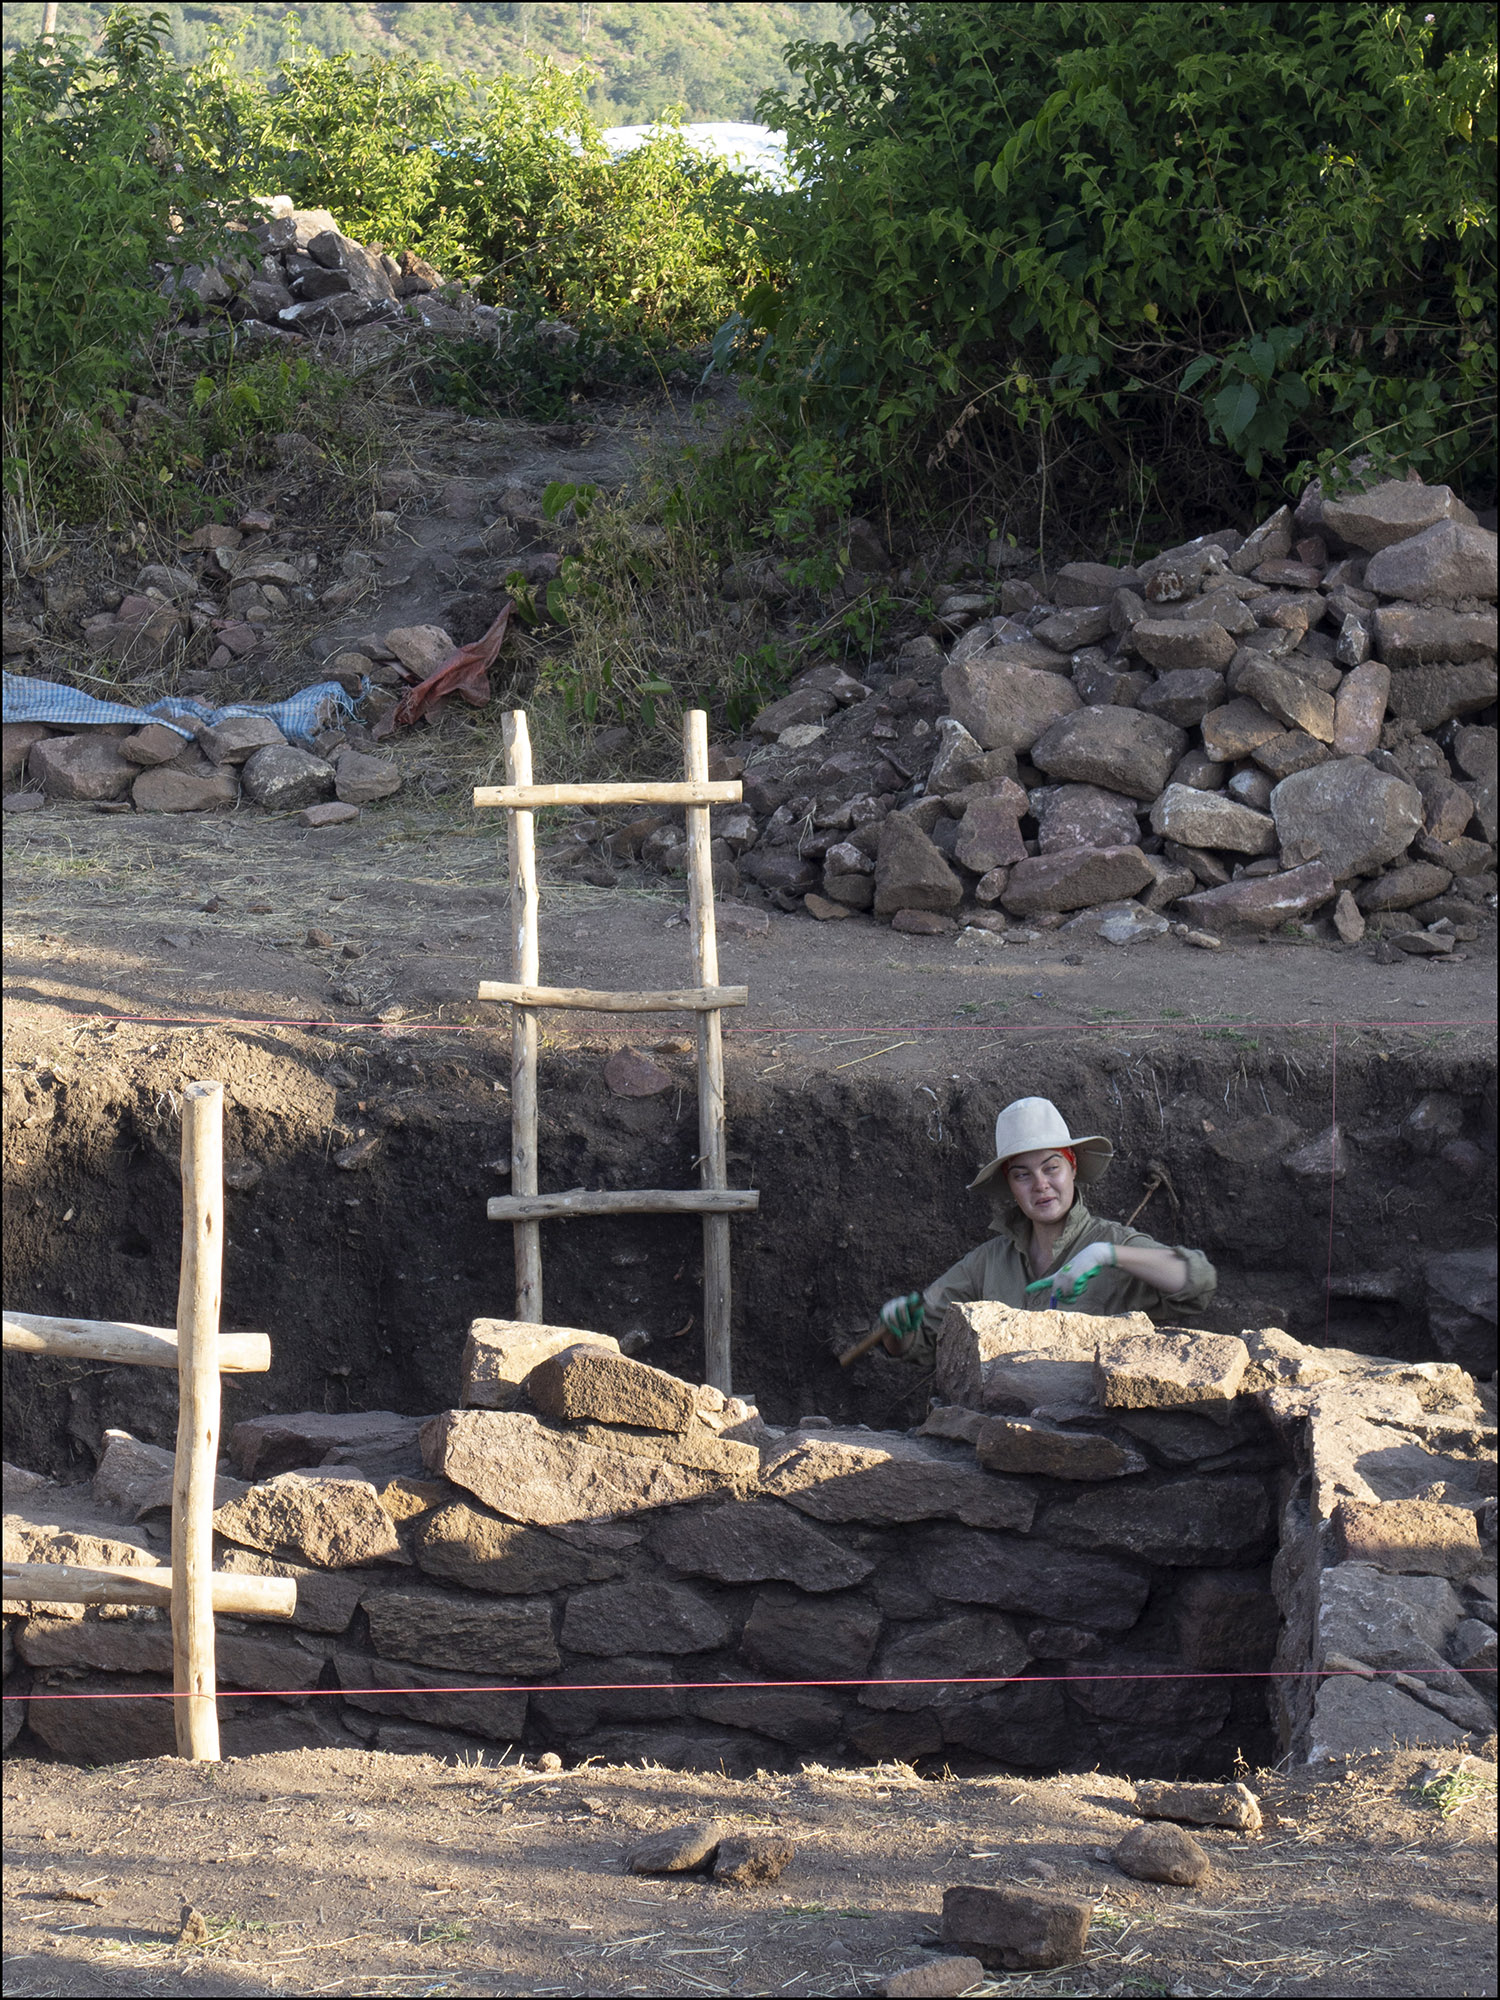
(504, 711, 543, 1322)
(172, 1081, 223, 1762)
(683, 709, 732, 1395)
(4, 1562, 296, 1619)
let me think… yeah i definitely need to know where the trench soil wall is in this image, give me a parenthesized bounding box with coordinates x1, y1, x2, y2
(5, 1315, 1493, 1777)
(3, 1025, 1495, 1479)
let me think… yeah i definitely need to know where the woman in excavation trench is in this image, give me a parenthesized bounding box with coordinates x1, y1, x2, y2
(878, 1096, 1217, 1364)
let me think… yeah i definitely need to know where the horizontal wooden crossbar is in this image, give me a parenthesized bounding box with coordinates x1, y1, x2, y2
(488, 1188, 760, 1221)
(477, 981, 747, 1012)
(473, 781, 741, 809)
(3, 1313, 271, 1374)
(3, 1562, 297, 1619)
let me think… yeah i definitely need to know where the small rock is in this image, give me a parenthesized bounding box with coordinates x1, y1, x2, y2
(881, 1957, 986, 1999)
(299, 801, 359, 827)
(334, 1134, 381, 1170)
(805, 892, 853, 921)
(177, 1905, 209, 1946)
(201, 716, 287, 765)
(604, 1048, 674, 1097)
(1391, 929, 1454, 955)
(1332, 889, 1366, 943)
(334, 749, 401, 804)
(383, 624, 456, 677)
(713, 1834, 796, 1887)
(625, 1819, 727, 1875)
(1112, 1822, 1209, 1885)
(1176, 861, 1337, 933)
(119, 722, 191, 767)
(29, 734, 136, 802)
(3, 791, 45, 813)
(893, 908, 958, 935)
(306, 928, 335, 949)
(535, 1750, 564, 1772)
(1174, 925, 1223, 950)
(241, 743, 336, 811)
(132, 767, 238, 814)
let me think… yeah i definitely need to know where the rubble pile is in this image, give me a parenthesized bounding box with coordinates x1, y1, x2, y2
(5, 1311, 1492, 1771)
(627, 477, 1496, 953)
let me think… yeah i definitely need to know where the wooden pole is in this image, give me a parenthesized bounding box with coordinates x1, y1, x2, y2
(3, 1314, 269, 1372)
(4, 1562, 296, 1619)
(489, 1187, 759, 1221)
(474, 780, 741, 809)
(172, 1081, 223, 1762)
(476, 981, 747, 1012)
(683, 710, 732, 1395)
(504, 712, 543, 1322)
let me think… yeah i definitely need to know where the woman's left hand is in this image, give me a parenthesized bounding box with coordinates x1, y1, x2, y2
(1026, 1240, 1116, 1307)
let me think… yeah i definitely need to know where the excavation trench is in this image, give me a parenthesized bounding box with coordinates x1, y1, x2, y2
(3, 1019, 1495, 1779)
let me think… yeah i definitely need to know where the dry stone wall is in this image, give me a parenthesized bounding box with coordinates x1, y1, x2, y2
(4, 1317, 1492, 1771)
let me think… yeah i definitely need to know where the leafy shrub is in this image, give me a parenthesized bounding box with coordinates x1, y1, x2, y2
(738, 1, 1496, 539)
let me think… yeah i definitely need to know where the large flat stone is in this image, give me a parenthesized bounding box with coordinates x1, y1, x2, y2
(1042, 1477, 1271, 1565)
(1034, 783, 1139, 853)
(1305, 1673, 1480, 1760)
(1030, 707, 1186, 801)
(335, 1650, 527, 1739)
(934, 1300, 1153, 1408)
(1364, 519, 1497, 602)
(1000, 844, 1154, 916)
(941, 1885, 1092, 1971)
(213, 1470, 402, 1568)
(975, 1416, 1146, 1480)
(1320, 479, 1477, 552)
(1175, 861, 1336, 932)
(1331, 1499, 1481, 1577)
(740, 1585, 882, 1679)
(1095, 1331, 1249, 1408)
(1130, 618, 1236, 674)
(560, 1578, 729, 1655)
(360, 1585, 559, 1674)
(759, 1432, 1035, 1531)
(217, 1549, 367, 1633)
(1384, 659, 1499, 730)
(524, 1345, 697, 1433)
(460, 1319, 620, 1409)
(17, 1613, 326, 1693)
(647, 1499, 873, 1592)
(1136, 667, 1227, 726)
(920, 1526, 1150, 1629)
(229, 1410, 429, 1480)
(1134, 1779, 1262, 1831)
(1150, 784, 1276, 855)
(422, 1409, 740, 1524)
(941, 656, 1080, 753)
(1373, 603, 1497, 667)
(26, 1671, 177, 1762)
(29, 735, 136, 801)
(690, 1685, 843, 1747)
(858, 1612, 1029, 1710)
(410, 1502, 624, 1592)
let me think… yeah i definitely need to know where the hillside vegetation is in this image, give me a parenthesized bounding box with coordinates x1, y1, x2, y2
(0, 0, 856, 123)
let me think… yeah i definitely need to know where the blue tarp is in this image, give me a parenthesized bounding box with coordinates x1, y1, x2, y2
(2, 672, 365, 746)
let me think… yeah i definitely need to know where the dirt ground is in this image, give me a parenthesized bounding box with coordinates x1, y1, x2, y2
(3, 1744, 1495, 1999)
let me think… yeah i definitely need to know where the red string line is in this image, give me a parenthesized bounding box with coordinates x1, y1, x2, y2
(27, 1010, 1497, 1037)
(8, 1667, 1493, 1703)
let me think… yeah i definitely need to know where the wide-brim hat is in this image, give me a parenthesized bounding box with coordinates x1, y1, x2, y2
(968, 1095, 1114, 1191)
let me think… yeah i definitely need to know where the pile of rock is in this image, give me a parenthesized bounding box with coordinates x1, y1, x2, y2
(630, 476, 1495, 950)
(7, 1308, 1491, 1771)
(158, 196, 572, 356)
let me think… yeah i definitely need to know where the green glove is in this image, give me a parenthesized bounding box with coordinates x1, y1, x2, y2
(1025, 1240, 1118, 1309)
(879, 1292, 927, 1347)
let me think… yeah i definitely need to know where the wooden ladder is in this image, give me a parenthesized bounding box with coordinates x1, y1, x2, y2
(4, 1083, 296, 1761)
(474, 708, 759, 1393)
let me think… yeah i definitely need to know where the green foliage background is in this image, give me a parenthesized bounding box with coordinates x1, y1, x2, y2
(733, 0, 1496, 541)
(1, 2, 858, 123)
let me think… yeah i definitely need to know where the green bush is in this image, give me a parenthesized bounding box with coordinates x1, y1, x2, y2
(737, 1, 1496, 540)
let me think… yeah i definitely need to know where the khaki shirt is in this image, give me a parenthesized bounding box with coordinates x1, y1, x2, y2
(902, 1196, 1217, 1366)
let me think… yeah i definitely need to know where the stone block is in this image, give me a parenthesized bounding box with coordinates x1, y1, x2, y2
(525, 1345, 698, 1433)
(1136, 667, 1227, 726)
(759, 1431, 1036, 1531)
(460, 1319, 621, 1409)
(739, 1586, 882, 1679)
(1331, 1499, 1481, 1577)
(1424, 1248, 1497, 1375)
(361, 1585, 559, 1674)
(625, 1821, 727, 1873)
(1034, 783, 1140, 853)
(941, 655, 1080, 753)
(1238, 661, 1336, 741)
(1174, 861, 1336, 932)
(1356, 862, 1453, 912)
(1134, 1779, 1262, 1831)
(218, 1549, 366, 1633)
(935, 1679, 1073, 1765)
(941, 1885, 1092, 1971)
(92, 1429, 175, 1518)
(1112, 1823, 1208, 1885)
(333, 749, 401, 803)
(1095, 1331, 1249, 1408)
(954, 796, 1026, 872)
(559, 1578, 729, 1655)
(975, 1416, 1146, 1480)
(1374, 604, 1497, 668)
(714, 1834, 797, 1886)
(1316, 1563, 1467, 1676)
(213, 1469, 402, 1567)
(1363, 520, 1497, 602)
(690, 1685, 843, 1747)
(132, 766, 239, 812)
(29, 734, 136, 801)
(1131, 617, 1236, 673)
(847, 1710, 944, 1761)
(647, 1499, 874, 1592)
(201, 716, 286, 765)
(1030, 706, 1186, 800)
(26, 1671, 176, 1762)
(875, 814, 963, 916)
(240, 743, 336, 810)
(1200, 699, 1284, 762)
(920, 1526, 1150, 1630)
(1000, 844, 1155, 915)
(1305, 1673, 1480, 1760)
(1320, 479, 1477, 552)
(882, 1956, 986, 1998)
(119, 722, 192, 766)
(859, 1611, 1028, 1710)
(1043, 1476, 1270, 1565)
(410, 1502, 623, 1592)
(18, 1612, 325, 1694)
(423, 1408, 740, 1524)
(934, 1300, 1153, 1409)
(334, 1648, 528, 1744)
(1150, 784, 1277, 855)
(1385, 659, 1500, 730)
(1173, 1570, 1279, 1670)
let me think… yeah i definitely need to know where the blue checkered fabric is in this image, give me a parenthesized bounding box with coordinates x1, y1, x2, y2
(3, 672, 365, 746)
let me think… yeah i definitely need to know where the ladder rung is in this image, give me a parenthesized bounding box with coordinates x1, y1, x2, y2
(474, 781, 741, 809)
(488, 1189, 760, 1221)
(477, 982, 747, 1012)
